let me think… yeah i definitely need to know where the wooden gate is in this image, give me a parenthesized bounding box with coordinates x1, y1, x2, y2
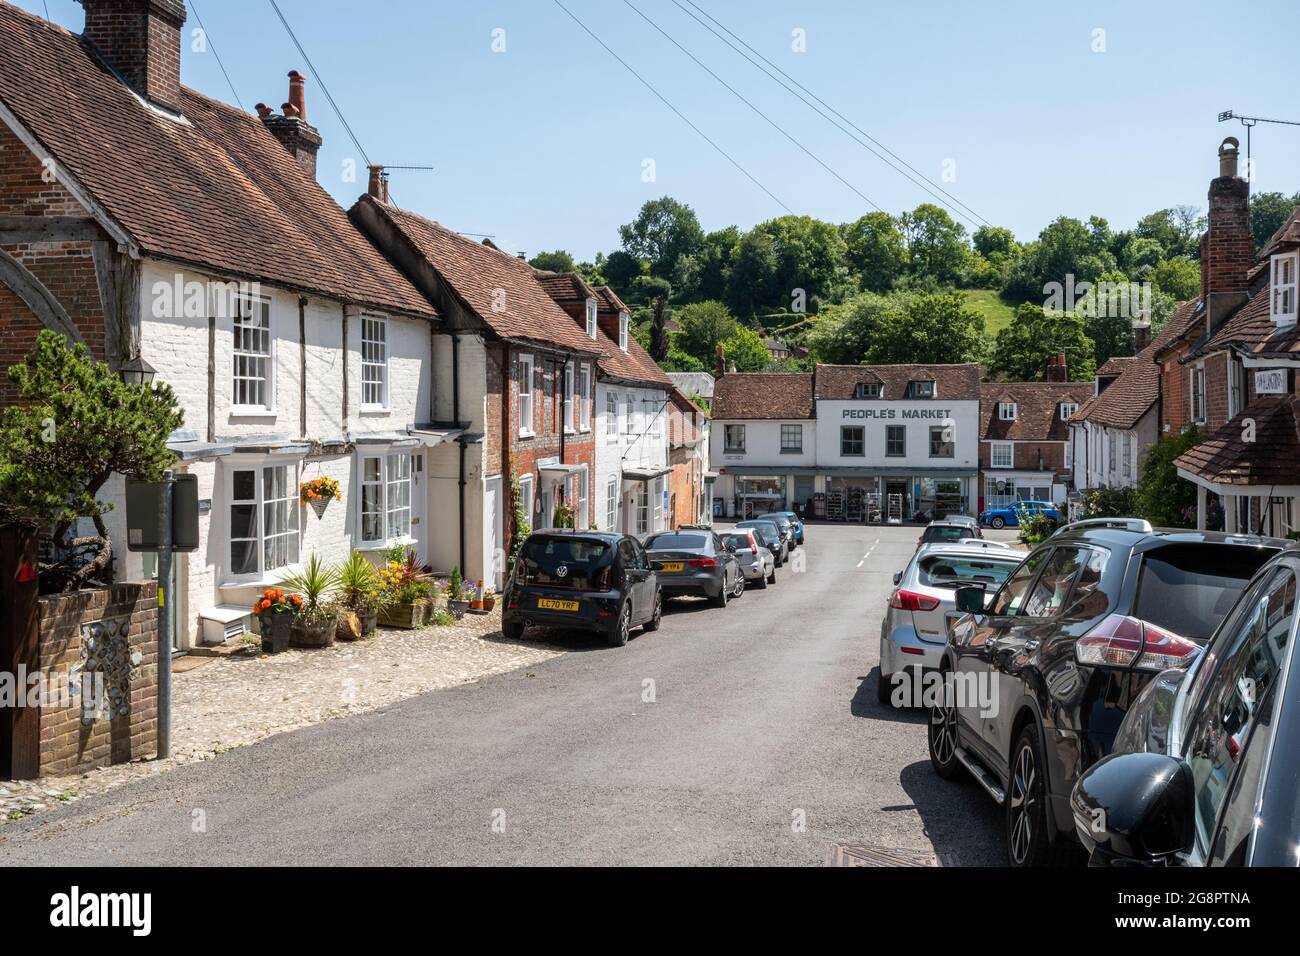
(0, 524, 40, 779)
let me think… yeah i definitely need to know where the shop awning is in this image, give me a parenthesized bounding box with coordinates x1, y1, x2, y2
(407, 425, 465, 447)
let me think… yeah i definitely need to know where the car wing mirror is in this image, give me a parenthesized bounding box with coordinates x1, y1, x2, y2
(954, 585, 987, 614)
(892, 571, 903, 586)
(1070, 752, 1194, 865)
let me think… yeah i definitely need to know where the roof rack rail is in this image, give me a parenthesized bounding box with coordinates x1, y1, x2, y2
(1052, 517, 1153, 537)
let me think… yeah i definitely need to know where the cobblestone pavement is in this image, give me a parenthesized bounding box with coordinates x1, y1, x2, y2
(1, 609, 561, 824)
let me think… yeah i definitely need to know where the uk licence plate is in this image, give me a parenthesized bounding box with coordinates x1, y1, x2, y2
(538, 598, 579, 611)
(660, 562, 684, 573)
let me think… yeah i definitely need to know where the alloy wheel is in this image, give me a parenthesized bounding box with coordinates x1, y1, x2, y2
(1008, 742, 1036, 865)
(929, 698, 957, 764)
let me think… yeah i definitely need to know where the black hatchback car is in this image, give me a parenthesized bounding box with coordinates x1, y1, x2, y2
(928, 518, 1286, 866)
(503, 530, 661, 647)
(1071, 545, 1300, 867)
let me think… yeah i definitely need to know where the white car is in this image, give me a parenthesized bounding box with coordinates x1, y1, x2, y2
(878, 542, 1025, 706)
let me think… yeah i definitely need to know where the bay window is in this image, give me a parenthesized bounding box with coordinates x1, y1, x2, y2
(228, 461, 300, 576)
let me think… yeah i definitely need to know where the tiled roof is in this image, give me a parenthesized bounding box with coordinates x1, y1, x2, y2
(980, 382, 1094, 442)
(1259, 204, 1300, 259)
(1072, 300, 1200, 430)
(1193, 285, 1300, 361)
(813, 363, 982, 401)
(713, 372, 814, 420)
(594, 286, 630, 314)
(0, 2, 433, 317)
(358, 200, 599, 355)
(1175, 396, 1300, 487)
(1097, 355, 1137, 377)
(533, 271, 596, 305)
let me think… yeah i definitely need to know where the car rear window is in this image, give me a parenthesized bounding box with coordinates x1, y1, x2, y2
(518, 536, 611, 588)
(1133, 544, 1279, 642)
(918, 554, 1020, 588)
(721, 533, 754, 551)
(645, 532, 708, 550)
(922, 526, 967, 543)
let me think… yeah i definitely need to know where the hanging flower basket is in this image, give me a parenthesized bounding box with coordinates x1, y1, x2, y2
(300, 476, 342, 517)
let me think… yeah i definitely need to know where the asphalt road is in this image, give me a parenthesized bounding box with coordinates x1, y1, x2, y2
(0, 523, 1008, 866)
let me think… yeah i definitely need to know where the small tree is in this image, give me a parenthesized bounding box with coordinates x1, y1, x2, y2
(1134, 429, 1201, 528)
(0, 330, 183, 591)
(1081, 486, 1137, 518)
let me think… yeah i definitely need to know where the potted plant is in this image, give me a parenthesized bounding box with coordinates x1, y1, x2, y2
(300, 475, 342, 519)
(252, 587, 300, 654)
(377, 550, 434, 628)
(446, 566, 471, 620)
(336, 550, 382, 638)
(280, 554, 340, 648)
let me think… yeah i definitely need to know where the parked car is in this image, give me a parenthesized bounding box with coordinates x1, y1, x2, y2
(942, 515, 982, 538)
(737, 519, 788, 567)
(956, 538, 1017, 550)
(916, 520, 979, 549)
(503, 531, 661, 647)
(644, 529, 745, 608)
(1071, 545, 1300, 867)
(720, 529, 776, 588)
(880, 543, 1024, 705)
(765, 510, 805, 545)
(928, 519, 1287, 866)
(980, 500, 1062, 530)
(754, 512, 798, 551)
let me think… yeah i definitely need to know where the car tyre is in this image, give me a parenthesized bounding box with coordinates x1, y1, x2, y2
(876, 668, 895, 706)
(755, 570, 768, 589)
(607, 603, 631, 647)
(711, 579, 729, 608)
(732, 571, 745, 599)
(990, 516, 1006, 530)
(767, 564, 777, 584)
(1006, 724, 1074, 867)
(643, 592, 662, 632)
(503, 621, 525, 642)
(927, 675, 964, 780)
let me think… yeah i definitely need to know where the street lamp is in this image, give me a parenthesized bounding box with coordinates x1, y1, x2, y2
(118, 353, 156, 387)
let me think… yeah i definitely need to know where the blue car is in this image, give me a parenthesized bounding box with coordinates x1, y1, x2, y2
(759, 510, 804, 544)
(979, 500, 1062, 529)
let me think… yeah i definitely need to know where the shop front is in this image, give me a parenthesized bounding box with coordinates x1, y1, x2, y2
(981, 471, 1057, 511)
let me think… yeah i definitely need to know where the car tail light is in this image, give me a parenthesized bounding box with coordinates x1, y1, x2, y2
(515, 561, 527, 585)
(688, 557, 717, 568)
(890, 589, 940, 612)
(1075, 614, 1200, 671)
(590, 566, 612, 591)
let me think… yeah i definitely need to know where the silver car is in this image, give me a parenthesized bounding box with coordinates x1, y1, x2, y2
(720, 528, 776, 588)
(878, 543, 1024, 706)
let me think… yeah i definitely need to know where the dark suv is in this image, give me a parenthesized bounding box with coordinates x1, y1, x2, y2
(927, 518, 1286, 866)
(503, 530, 661, 647)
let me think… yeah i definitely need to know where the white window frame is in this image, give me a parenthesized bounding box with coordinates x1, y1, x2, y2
(605, 477, 618, 530)
(226, 458, 300, 580)
(1271, 251, 1299, 326)
(359, 451, 414, 547)
(517, 354, 534, 437)
(1060, 402, 1078, 421)
(724, 423, 745, 453)
(1227, 359, 1244, 419)
(653, 476, 664, 531)
(231, 294, 274, 413)
(606, 391, 619, 443)
(649, 398, 661, 438)
(990, 441, 1013, 469)
(780, 423, 802, 453)
(585, 298, 598, 339)
(519, 474, 535, 527)
(854, 382, 882, 399)
(360, 314, 389, 409)
(563, 361, 575, 433)
(998, 402, 1017, 421)
(619, 311, 630, 351)
(636, 485, 650, 535)
(1190, 363, 1207, 425)
(1121, 433, 1133, 480)
(624, 396, 635, 436)
(578, 467, 589, 528)
(579, 364, 591, 431)
(908, 380, 936, 399)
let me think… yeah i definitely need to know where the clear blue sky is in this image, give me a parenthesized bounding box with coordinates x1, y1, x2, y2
(18, 0, 1300, 260)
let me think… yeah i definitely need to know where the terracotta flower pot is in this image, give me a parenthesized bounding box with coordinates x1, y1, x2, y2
(259, 613, 293, 654)
(291, 616, 336, 648)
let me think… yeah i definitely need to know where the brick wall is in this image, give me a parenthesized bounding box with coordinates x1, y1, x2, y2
(1202, 174, 1252, 299)
(978, 441, 1069, 481)
(80, 0, 186, 113)
(36, 581, 158, 777)
(0, 123, 107, 404)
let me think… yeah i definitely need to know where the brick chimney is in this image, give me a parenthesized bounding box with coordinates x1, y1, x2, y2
(259, 71, 323, 178)
(79, 0, 186, 113)
(1132, 320, 1151, 354)
(367, 165, 389, 204)
(1201, 137, 1251, 332)
(1045, 352, 1067, 382)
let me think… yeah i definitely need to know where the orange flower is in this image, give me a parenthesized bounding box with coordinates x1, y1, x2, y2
(270, 588, 282, 600)
(290, 594, 303, 605)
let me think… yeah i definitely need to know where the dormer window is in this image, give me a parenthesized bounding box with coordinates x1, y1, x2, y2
(998, 401, 1017, 421)
(586, 298, 598, 339)
(1059, 402, 1078, 421)
(1271, 252, 1298, 326)
(907, 380, 935, 399)
(618, 311, 629, 352)
(854, 382, 882, 399)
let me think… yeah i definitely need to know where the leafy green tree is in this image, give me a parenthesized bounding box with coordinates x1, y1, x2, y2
(680, 226, 740, 303)
(754, 214, 850, 311)
(661, 349, 705, 373)
(972, 225, 1017, 259)
(843, 212, 907, 292)
(1152, 256, 1200, 301)
(989, 303, 1095, 381)
(861, 292, 984, 365)
(528, 250, 576, 273)
(602, 250, 647, 293)
(649, 295, 671, 362)
(627, 274, 671, 306)
(726, 228, 779, 316)
(805, 291, 891, 365)
(1134, 429, 1201, 528)
(618, 196, 704, 280)
(1249, 191, 1300, 253)
(675, 300, 738, 366)
(1005, 216, 1117, 301)
(1135, 207, 1199, 259)
(721, 326, 772, 372)
(0, 330, 184, 590)
(1121, 237, 1165, 279)
(899, 203, 968, 284)
(575, 255, 608, 287)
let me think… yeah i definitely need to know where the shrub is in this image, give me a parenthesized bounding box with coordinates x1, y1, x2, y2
(1134, 429, 1201, 528)
(1082, 486, 1137, 519)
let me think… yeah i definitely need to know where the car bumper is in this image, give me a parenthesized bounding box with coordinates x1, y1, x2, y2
(739, 561, 766, 579)
(659, 570, 723, 597)
(502, 590, 622, 633)
(879, 620, 945, 676)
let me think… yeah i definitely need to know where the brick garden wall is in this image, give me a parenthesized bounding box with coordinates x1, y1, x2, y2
(37, 581, 158, 776)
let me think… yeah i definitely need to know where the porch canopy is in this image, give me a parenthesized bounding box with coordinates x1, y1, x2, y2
(622, 465, 671, 486)
(538, 462, 585, 476)
(1175, 396, 1300, 496)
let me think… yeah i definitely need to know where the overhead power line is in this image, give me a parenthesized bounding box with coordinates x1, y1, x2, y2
(622, 0, 881, 213)
(186, 1, 244, 112)
(676, 0, 992, 228)
(550, 0, 792, 214)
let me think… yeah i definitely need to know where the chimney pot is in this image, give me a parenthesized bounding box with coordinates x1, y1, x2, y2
(255, 102, 272, 119)
(281, 102, 299, 119)
(1218, 136, 1240, 179)
(287, 70, 307, 122)
(1203, 137, 1252, 326)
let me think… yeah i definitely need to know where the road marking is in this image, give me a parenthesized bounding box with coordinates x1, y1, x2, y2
(856, 538, 880, 568)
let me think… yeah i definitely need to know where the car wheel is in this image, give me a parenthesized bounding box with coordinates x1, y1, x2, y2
(1006, 724, 1072, 866)
(607, 603, 631, 647)
(732, 571, 745, 598)
(643, 592, 662, 632)
(927, 677, 964, 780)
(876, 668, 895, 706)
(990, 516, 1006, 529)
(755, 570, 768, 589)
(503, 621, 525, 642)
(711, 579, 729, 608)
(767, 564, 777, 584)
(773, 552, 783, 568)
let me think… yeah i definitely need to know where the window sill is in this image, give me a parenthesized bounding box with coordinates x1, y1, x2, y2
(779, 449, 803, 455)
(359, 405, 390, 416)
(356, 536, 418, 553)
(229, 407, 277, 419)
(518, 429, 535, 439)
(220, 563, 303, 590)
